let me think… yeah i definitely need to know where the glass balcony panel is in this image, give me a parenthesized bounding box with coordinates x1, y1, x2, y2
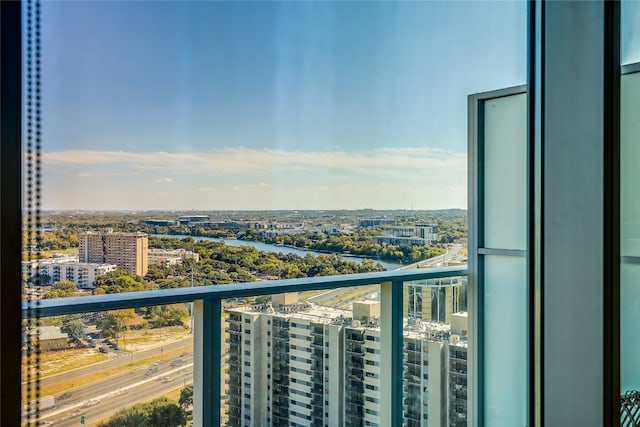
(21, 308, 194, 426)
(622, 1, 640, 65)
(484, 255, 527, 427)
(483, 93, 528, 251)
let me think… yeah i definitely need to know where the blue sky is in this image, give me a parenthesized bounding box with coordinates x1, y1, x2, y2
(39, 1, 528, 211)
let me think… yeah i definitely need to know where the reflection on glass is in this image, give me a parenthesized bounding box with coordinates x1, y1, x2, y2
(622, 1, 640, 65)
(404, 278, 468, 427)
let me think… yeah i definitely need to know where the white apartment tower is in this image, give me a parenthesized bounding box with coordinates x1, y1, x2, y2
(226, 296, 346, 427)
(225, 294, 461, 427)
(78, 231, 148, 276)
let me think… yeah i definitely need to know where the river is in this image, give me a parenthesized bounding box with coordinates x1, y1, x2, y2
(152, 234, 402, 271)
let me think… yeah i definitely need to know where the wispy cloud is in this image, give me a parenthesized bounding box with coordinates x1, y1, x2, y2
(42, 147, 464, 175)
(40, 147, 467, 210)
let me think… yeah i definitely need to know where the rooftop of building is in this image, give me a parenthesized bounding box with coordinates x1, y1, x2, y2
(26, 325, 68, 341)
(23, 257, 117, 268)
(80, 231, 148, 236)
(228, 297, 463, 343)
(227, 302, 353, 326)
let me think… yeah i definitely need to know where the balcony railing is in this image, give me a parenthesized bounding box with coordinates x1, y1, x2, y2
(22, 265, 466, 427)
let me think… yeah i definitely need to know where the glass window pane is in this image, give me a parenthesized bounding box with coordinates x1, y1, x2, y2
(484, 93, 528, 251)
(621, 72, 640, 257)
(622, 263, 640, 392)
(484, 255, 527, 426)
(622, 1, 640, 65)
(25, 1, 525, 425)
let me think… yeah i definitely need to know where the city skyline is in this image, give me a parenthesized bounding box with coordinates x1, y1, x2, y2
(39, 1, 528, 210)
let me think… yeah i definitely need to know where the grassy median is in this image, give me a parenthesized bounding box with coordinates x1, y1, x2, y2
(22, 344, 193, 402)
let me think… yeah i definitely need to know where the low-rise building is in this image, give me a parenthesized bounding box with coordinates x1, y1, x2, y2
(25, 326, 69, 351)
(148, 248, 199, 267)
(23, 257, 117, 289)
(373, 224, 439, 246)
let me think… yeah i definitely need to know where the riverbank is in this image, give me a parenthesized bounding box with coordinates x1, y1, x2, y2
(151, 234, 403, 271)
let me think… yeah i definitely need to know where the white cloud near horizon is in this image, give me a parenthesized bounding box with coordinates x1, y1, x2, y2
(42, 147, 462, 174)
(40, 147, 467, 210)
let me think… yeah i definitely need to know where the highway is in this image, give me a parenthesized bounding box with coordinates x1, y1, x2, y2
(27, 353, 194, 426)
(23, 337, 193, 389)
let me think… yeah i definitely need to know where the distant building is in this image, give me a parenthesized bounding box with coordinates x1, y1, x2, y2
(358, 218, 397, 228)
(148, 248, 199, 267)
(143, 219, 177, 226)
(25, 326, 69, 351)
(43, 261, 116, 289)
(373, 224, 439, 246)
(22, 257, 117, 289)
(373, 236, 432, 246)
(79, 231, 148, 276)
(177, 215, 210, 225)
(21, 254, 78, 279)
(319, 223, 343, 234)
(415, 224, 439, 241)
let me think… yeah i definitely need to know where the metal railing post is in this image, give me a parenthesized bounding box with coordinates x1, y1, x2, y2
(193, 298, 221, 427)
(380, 280, 404, 426)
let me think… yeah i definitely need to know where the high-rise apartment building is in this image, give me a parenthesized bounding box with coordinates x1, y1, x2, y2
(448, 339, 468, 427)
(226, 296, 346, 427)
(225, 294, 466, 427)
(78, 231, 148, 276)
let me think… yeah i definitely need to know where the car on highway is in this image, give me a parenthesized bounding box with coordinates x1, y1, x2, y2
(170, 358, 184, 367)
(162, 376, 175, 383)
(84, 399, 100, 407)
(58, 391, 72, 400)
